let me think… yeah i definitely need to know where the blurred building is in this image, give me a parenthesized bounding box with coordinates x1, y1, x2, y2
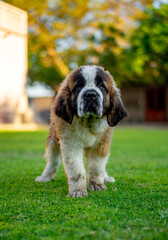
(27, 84, 168, 125)
(26, 82, 55, 124)
(122, 86, 168, 123)
(0, 1, 33, 123)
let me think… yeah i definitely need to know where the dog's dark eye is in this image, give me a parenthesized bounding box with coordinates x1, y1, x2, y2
(98, 82, 105, 90)
(97, 82, 108, 93)
(75, 86, 82, 91)
(73, 84, 83, 93)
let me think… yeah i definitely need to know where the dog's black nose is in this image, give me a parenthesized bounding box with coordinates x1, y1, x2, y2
(85, 90, 97, 100)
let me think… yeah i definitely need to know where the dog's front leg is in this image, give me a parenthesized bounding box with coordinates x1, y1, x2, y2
(60, 140, 88, 197)
(87, 151, 109, 192)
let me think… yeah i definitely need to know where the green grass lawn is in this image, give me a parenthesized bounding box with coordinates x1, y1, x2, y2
(0, 128, 168, 240)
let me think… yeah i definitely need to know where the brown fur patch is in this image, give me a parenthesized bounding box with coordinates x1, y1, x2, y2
(94, 127, 113, 158)
(47, 126, 59, 146)
(85, 126, 113, 158)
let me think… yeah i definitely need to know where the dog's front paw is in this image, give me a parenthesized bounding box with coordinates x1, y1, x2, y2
(35, 175, 53, 182)
(104, 176, 115, 183)
(89, 182, 107, 192)
(68, 189, 88, 198)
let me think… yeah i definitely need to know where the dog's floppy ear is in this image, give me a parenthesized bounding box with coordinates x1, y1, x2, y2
(106, 88, 128, 127)
(54, 85, 74, 124)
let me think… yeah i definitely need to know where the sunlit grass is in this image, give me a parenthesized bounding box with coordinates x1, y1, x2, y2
(0, 128, 168, 240)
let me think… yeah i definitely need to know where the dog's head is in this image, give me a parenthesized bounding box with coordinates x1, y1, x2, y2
(54, 65, 128, 127)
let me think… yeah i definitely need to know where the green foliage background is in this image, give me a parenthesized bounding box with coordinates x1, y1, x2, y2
(3, 0, 168, 88)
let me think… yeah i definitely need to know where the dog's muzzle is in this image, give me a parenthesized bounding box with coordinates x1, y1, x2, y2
(83, 90, 101, 116)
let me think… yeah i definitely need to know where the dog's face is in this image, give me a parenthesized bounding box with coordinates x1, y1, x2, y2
(55, 65, 128, 126)
(72, 66, 107, 118)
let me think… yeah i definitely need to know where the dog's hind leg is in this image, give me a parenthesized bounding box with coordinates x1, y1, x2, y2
(35, 136, 61, 182)
(104, 171, 115, 183)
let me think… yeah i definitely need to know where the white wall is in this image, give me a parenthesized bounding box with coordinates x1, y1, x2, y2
(0, 1, 28, 123)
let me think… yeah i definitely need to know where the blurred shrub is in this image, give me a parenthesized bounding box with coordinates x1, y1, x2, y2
(3, 0, 167, 87)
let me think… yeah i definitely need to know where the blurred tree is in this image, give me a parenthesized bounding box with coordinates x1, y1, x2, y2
(120, 3, 168, 85)
(3, 0, 155, 88)
(60, 0, 153, 74)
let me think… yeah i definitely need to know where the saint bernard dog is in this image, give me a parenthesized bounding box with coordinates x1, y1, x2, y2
(36, 65, 128, 197)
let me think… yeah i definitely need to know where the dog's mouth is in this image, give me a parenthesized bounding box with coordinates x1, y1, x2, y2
(83, 101, 101, 117)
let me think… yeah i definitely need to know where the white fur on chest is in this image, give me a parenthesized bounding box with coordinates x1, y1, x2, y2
(62, 117, 108, 148)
